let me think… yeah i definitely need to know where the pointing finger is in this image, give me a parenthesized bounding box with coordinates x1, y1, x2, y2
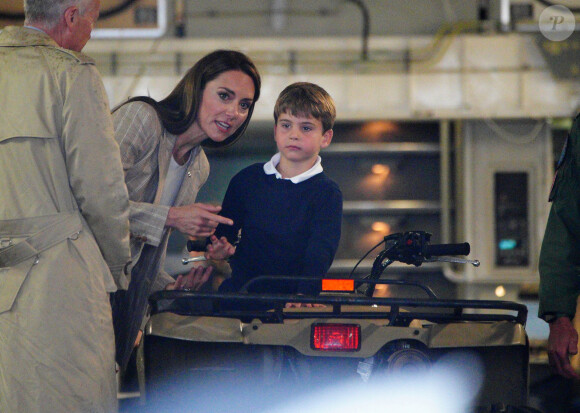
(195, 203, 222, 213)
(200, 211, 233, 226)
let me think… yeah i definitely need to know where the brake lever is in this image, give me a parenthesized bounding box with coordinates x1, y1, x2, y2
(181, 256, 207, 265)
(424, 256, 480, 267)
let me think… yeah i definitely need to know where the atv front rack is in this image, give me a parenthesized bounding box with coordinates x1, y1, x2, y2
(149, 276, 527, 327)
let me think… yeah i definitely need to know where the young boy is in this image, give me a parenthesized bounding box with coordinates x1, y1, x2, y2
(206, 82, 343, 300)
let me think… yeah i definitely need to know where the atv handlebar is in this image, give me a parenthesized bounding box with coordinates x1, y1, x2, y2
(423, 242, 470, 257)
(367, 231, 477, 280)
(380, 231, 471, 266)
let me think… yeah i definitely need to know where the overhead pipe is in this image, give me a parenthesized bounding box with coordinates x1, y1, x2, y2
(499, 0, 511, 32)
(345, 0, 370, 61)
(270, 0, 288, 32)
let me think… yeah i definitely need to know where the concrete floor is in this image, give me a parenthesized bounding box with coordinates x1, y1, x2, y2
(118, 362, 580, 413)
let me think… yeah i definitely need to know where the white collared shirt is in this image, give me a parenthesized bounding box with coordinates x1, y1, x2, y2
(263, 152, 323, 184)
(24, 26, 48, 35)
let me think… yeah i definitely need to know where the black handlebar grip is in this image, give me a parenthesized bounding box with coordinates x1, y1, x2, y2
(186, 239, 207, 252)
(423, 242, 470, 257)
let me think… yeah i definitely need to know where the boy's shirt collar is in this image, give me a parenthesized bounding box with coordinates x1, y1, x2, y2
(263, 152, 323, 183)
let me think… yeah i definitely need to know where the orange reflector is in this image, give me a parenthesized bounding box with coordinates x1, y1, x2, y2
(311, 324, 360, 351)
(321, 279, 355, 292)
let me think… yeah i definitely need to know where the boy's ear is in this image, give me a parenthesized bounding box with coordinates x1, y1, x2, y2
(321, 129, 333, 148)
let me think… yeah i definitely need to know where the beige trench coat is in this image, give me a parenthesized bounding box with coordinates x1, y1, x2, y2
(0, 27, 131, 413)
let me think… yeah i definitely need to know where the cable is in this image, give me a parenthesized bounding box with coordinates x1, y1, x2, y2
(533, 0, 580, 14)
(185, 8, 338, 19)
(348, 238, 385, 278)
(99, 0, 140, 19)
(483, 118, 545, 145)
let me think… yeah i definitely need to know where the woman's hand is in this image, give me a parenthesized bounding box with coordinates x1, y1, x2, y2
(166, 203, 233, 238)
(166, 266, 213, 291)
(205, 235, 236, 260)
(285, 293, 326, 308)
(285, 302, 326, 308)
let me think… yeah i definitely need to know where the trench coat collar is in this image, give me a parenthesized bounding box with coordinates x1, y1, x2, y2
(0, 26, 94, 63)
(0, 26, 57, 47)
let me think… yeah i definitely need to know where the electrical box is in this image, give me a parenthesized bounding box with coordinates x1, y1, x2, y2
(457, 119, 552, 284)
(494, 171, 530, 268)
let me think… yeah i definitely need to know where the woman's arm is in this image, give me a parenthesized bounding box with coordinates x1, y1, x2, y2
(114, 101, 169, 246)
(114, 102, 232, 245)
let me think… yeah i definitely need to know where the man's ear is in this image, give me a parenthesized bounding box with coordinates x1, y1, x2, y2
(63, 5, 79, 30)
(321, 129, 333, 148)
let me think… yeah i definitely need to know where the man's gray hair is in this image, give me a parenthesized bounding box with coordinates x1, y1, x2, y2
(24, 0, 91, 29)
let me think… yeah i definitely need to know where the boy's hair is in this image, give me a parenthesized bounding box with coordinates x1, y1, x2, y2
(274, 82, 336, 132)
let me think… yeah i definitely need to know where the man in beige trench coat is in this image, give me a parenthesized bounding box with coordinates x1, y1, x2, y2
(0, 0, 131, 412)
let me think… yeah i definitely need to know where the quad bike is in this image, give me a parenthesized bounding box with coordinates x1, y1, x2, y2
(128, 231, 539, 413)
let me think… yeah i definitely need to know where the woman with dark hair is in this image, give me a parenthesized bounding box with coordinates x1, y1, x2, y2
(111, 50, 261, 369)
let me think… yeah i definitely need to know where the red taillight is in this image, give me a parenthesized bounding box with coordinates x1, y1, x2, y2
(311, 324, 360, 351)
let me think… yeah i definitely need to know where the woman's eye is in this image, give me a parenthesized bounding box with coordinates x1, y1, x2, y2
(218, 92, 229, 100)
(240, 102, 250, 110)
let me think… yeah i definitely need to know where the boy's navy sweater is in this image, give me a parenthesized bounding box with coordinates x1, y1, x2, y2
(215, 162, 342, 295)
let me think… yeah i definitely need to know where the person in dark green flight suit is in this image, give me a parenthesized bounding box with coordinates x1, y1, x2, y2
(539, 112, 580, 379)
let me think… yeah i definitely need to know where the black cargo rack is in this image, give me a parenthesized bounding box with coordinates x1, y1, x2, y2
(149, 276, 527, 326)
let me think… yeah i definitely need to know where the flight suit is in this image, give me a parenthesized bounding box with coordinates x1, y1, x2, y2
(539, 113, 580, 321)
